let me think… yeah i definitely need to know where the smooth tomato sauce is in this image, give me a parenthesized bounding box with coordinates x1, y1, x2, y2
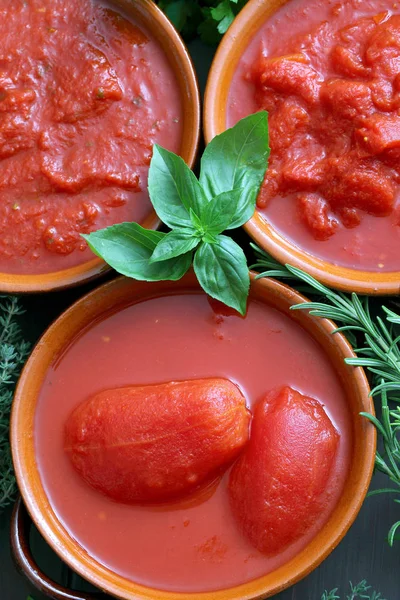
(35, 293, 351, 592)
(0, 0, 182, 274)
(228, 0, 400, 271)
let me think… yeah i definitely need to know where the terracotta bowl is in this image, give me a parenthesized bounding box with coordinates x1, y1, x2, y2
(204, 0, 400, 295)
(11, 272, 375, 600)
(1, 0, 200, 294)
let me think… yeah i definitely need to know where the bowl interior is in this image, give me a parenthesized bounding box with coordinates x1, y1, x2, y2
(204, 0, 400, 295)
(11, 273, 375, 600)
(2, 0, 200, 294)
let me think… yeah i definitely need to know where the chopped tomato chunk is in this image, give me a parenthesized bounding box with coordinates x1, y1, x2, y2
(248, 9, 400, 241)
(254, 55, 321, 105)
(357, 113, 400, 154)
(324, 157, 394, 215)
(298, 194, 338, 240)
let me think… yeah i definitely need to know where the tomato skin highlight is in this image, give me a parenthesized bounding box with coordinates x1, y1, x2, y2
(64, 378, 250, 504)
(228, 386, 339, 555)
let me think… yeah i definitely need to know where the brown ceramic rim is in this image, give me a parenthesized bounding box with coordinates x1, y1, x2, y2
(11, 497, 106, 600)
(204, 0, 400, 295)
(11, 272, 375, 600)
(1, 0, 200, 295)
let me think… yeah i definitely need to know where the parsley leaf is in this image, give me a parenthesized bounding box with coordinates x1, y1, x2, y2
(156, 0, 248, 45)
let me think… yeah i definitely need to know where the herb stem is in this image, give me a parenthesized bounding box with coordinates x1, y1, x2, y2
(251, 244, 400, 544)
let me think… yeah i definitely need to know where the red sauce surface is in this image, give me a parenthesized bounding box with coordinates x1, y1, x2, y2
(228, 0, 400, 271)
(0, 0, 182, 274)
(35, 293, 351, 592)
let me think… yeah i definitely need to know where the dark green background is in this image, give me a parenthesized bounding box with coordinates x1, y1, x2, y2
(0, 40, 399, 600)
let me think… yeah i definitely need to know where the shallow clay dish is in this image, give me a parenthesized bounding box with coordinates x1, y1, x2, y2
(1, 0, 200, 295)
(204, 0, 400, 295)
(11, 272, 375, 600)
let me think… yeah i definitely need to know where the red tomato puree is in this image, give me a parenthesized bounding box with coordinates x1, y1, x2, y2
(0, 0, 182, 274)
(228, 0, 400, 271)
(35, 293, 351, 592)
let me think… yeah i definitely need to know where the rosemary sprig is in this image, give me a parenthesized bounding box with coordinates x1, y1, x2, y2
(321, 580, 385, 599)
(251, 244, 400, 545)
(0, 296, 30, 512)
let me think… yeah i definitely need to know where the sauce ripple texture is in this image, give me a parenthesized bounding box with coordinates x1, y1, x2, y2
(0, 0, 182, 274)
(228, 0, 400, 271)
(35, 293, 351, 592)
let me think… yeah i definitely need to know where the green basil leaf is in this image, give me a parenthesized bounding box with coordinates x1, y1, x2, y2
(200, 189, 237, 235)
(83, 223, 191, 281)
(193, 235, 250, 315)
(201, 185, 258, 234)
(150, 229, 200, 263)
(199, 111, 270, 207)
(225, 185, 259, 229)
(148, 145, 207, 229)
(202, 232, 218, 244)
(189, 208, 204, 233)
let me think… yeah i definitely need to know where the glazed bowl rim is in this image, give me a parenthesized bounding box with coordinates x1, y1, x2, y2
(11, 272, 376, 600)
(1, 0, 200, 294)
(203, 0, 400, 295)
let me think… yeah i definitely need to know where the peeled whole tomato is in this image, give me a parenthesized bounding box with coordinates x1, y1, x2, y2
(229, 386, 339, 555)
(65, 378, 250, 504)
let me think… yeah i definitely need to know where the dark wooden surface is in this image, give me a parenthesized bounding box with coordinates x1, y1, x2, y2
(1, 39, 399, 600)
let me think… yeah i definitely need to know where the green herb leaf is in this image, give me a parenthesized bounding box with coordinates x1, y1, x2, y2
(83, 223, 191, 281)
(198, 13, 222, 45)
(320, 580, 385, 600)
(86, 113, 270, 315)
(211, 1, 235, 33)
(150, 229, 200, 263)
(189, 208, 205, 233)
(148, 145, 207, 229)
(211, 0, 233, 20)
(251, 243, 400, 548)
(388, 520, 400, 546)
(156, 0, 247, 46)
(193, 235, 249, 315)
(204, 185, 259, 232)
(200, 189, 237, 235)
(163, 0, 191, 31)
(199, 111, 270, 210)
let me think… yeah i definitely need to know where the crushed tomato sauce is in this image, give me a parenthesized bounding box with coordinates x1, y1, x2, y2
(228, 0, 400, 271)
(0, 0, 182, 274)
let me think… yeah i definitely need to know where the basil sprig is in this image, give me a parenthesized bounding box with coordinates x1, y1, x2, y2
(83, 111, 269, 315)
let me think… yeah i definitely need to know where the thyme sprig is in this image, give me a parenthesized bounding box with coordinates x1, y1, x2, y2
(251, 244, 400, 545)
(0, 296, 30, 512)
(321, 580, 385, 599)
